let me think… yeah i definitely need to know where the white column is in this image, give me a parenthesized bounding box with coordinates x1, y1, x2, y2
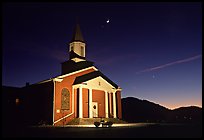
(105, 91, 109, 118)
(109, 93, 112, 117)
(89, 88, 93, 118)
(113, 91, 117, 118)
(79, 85, 83, 118)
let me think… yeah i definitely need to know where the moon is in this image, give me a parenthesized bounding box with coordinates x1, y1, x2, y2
(106, 19, 110, 23)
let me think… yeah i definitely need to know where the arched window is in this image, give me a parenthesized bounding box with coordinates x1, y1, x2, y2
(61, 88, 70, 110)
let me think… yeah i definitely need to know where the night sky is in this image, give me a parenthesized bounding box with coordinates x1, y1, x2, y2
(2, 2, 202, 109)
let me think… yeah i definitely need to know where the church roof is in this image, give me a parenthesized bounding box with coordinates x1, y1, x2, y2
(61, 60, 94, 75)
(71, 23, 84, 43)
(73, 71, 118, 88)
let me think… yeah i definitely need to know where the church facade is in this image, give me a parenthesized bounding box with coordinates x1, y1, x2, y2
(51, 24, 122, 125)
(6, 24, 122, 126)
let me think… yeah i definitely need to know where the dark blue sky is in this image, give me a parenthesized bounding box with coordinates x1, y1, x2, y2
(2, 2, 202, 109)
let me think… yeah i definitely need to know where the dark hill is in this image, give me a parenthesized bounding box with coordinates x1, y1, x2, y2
(169, 106, 202, 123)
(122, 97, 202, 123)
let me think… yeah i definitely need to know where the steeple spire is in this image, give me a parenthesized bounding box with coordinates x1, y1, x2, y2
(69, 22, 86, 62)
(71, 23, 84, 43)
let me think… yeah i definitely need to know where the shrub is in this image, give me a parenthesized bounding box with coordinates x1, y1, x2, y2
(101, 121, 113, 127)
(38, 120, 47, 126)
(107, 121, 113, 127)
(100, 119, 104, 123)
(94, 122, 100, 127)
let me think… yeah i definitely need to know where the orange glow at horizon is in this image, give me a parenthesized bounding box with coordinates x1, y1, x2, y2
(158, 99, 202, 110)
(123, 95, 202, 110)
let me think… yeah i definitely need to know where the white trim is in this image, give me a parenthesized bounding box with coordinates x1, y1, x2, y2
(37, 79, 52, 84)
(72, 86, 74, 115)
(74, 76, 115, 93)
(53, 78, 63, 82)
(71, 58, 86, 62)
(37, 78, 63, 84)
(54, 112, 74, 124)
(117, 87, 122, 91)
(36, 66, 98, 84)
(52, 80, 56, 125)
(57, 66, 98, 79)
(83, 45, 85, 57)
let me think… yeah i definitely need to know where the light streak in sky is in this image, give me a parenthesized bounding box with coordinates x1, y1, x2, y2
(136, 54, 202, 74)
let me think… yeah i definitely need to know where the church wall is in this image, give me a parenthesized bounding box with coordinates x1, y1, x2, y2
(54, 113, 75, 126)
(54, 81, 72, 123)
(82, 88, 89, 118)
(116, 91, 122, 119)
(92, 89, 105, 118)
(69, 42, 85, 57)
(54, 68, 95, 124)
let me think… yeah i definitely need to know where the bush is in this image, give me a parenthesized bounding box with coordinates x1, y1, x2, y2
(38, 120, 47, 126)
(101, 121, 113, 127)
(109, 121, 113, 125)
(107, 121, 113, 127)
(100, 119, 104, 123)
(94, 122, 100, 127)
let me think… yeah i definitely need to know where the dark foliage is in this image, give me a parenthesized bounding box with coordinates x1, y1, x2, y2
(94, 122, 100, 127)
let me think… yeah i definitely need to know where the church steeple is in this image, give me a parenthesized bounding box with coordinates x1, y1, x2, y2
(71, 23, 84, 43)
(69, 23, 86, 62)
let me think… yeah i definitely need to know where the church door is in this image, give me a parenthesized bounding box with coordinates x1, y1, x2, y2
(92, 102, 98, 118)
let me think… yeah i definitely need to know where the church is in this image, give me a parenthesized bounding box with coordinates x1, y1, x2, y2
(50, 23, 122, 126)
(3, 24, 122, 126)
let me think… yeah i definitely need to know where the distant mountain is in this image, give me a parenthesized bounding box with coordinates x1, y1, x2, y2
(122, 97, 202, 123)
(169, 106, 202, 123)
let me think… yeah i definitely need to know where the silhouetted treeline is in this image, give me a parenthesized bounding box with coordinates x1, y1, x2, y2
(122, 97, 202, 124)
(2, 84, 53, 128)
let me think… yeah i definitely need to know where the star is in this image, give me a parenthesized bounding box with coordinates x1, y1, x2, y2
(106, 19, 110, 23)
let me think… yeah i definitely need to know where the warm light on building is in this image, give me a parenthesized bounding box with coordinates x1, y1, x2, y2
(15, 98, 20, 105)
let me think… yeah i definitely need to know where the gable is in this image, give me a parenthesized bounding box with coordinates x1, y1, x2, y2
(73, 71, 118, 88)
(85, 76, 115, 92)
